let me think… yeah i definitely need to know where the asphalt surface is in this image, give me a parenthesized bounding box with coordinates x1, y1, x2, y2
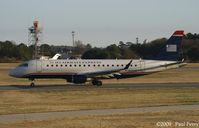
(0, 104, 199, 124)
(0, 83, 198, 91)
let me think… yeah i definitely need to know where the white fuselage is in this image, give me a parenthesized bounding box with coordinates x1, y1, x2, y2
(9, 59, 181, 78)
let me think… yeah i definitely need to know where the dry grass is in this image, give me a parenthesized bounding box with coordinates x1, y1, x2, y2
(0, 88, 199, 115)
(1, 110, 199, 128)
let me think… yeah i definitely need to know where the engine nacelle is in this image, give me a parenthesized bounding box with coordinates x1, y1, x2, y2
(67, 75, 87, 84)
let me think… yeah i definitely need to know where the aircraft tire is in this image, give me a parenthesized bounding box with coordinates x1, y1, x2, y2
(30, 82, 35, 87)
(96, 81, 102, 86)
(92, 80, 102, 86)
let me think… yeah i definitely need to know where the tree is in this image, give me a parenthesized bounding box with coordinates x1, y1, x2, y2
(118, 41, 125, 48)
(82, 48, 109, 59)
(17, 43, 32, 60)
(40, 44, 55, 56)
(106, 44, 121, 59)
(187, 46, 199, 62)
(185, 33, 199, 40)
(120, 48, 138, 59)
(129, 38, 166, 58)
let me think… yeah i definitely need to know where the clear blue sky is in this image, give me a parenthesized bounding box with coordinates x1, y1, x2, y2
(0, 0, 198, 47)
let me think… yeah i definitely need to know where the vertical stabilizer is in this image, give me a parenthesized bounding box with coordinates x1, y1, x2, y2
(151, 30, 184, 61)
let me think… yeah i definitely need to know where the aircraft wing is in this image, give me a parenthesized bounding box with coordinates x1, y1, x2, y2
(77, 60, 132, 77)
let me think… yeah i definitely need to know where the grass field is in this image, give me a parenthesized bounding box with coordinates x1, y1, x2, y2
(0, 63, 199, 127)
(0, 88, 199, 115)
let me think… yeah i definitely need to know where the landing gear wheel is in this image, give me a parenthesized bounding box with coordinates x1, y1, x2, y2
(97, 81, 102, 86)
(30, 82, 35, 87)
(92, 80, 102, 86)
(29, 78, 35, 87)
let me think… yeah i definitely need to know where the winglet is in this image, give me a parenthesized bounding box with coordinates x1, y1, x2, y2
(124, 60, 133, 70)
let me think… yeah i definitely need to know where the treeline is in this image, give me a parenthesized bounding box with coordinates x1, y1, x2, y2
(0, 33, 199, 62)
(82, 33, 199, 62)
(0, 41, 55, 62)
(0, 41, 32, 62)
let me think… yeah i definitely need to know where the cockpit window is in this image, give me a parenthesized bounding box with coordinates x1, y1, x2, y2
(18, 63, 28, 67)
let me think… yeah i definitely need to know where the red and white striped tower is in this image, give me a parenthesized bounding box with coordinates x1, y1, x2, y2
(28, 21, 42, 59)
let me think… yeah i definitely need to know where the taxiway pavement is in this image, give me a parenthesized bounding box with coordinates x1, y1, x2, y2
(0, 104, 199, 124)
(0, 83, 198, 91)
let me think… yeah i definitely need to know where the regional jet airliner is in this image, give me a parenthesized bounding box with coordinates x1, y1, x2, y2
(9, 30, 185, 86)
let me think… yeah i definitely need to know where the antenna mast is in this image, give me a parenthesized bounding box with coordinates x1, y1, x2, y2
(72, 31, 75, 47)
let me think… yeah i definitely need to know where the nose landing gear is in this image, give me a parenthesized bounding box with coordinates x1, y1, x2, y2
(30, 82, 35, 87)
(29, 78, 35, 87)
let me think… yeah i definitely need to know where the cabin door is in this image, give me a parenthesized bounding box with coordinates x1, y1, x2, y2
(139, 59, 145, 71)
(36, 60, 42, 72)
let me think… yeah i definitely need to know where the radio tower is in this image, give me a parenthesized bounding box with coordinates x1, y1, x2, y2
(28, 21, 42, 59)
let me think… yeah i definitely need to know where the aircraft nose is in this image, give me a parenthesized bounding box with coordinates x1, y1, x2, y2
(9, 69, 17, 77)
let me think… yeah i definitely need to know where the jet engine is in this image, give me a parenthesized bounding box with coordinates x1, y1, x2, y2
(67, 75, 87, 84)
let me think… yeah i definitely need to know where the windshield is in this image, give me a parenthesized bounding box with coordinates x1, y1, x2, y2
(18, 63, 28, 67)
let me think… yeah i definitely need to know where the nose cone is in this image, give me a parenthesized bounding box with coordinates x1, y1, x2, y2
(9, 69, 17, 77)
(9, 67, 27, 78)
(9, 68, 23, 78)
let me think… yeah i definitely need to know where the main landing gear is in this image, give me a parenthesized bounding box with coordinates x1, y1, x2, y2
(92, 79, 102, 86)
(29, 78, 35, 87)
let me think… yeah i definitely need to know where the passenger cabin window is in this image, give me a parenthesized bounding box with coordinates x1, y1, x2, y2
(18, 63, 28, 67)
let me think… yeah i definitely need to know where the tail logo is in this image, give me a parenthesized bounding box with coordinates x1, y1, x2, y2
(166, 44, 177, 52)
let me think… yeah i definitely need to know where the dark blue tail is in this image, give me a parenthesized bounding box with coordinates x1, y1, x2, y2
(150, 30, 184, 61)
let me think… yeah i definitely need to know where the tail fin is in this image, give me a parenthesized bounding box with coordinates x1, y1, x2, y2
(151, 30, 184, 61)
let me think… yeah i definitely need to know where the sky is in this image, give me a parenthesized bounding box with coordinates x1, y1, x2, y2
(0, 0, 198, 47)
